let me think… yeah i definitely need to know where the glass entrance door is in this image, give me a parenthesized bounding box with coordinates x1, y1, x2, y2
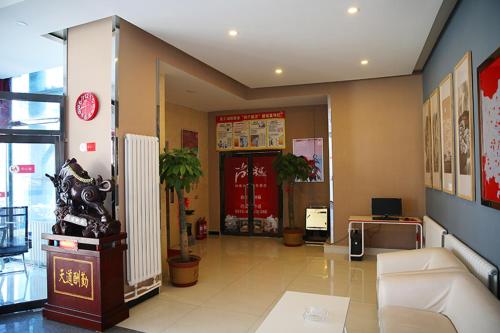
(221, 152, 282, 236)
(0, 139, 57, 310)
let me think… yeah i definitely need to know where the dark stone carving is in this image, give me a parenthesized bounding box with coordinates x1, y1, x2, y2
(46, 158, 121, 238)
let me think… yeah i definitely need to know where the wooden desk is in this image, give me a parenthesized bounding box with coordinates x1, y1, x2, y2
(348, 216, 423, 261)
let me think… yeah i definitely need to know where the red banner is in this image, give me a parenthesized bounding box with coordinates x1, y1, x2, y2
(224, 157, 248, 219)
(252, 156, 279, 219)
(216, 111, 285, 123)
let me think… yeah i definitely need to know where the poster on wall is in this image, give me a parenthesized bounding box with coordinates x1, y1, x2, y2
(477, 47, 500, 210)
(423, 100, 433, 188)
(216, 122, 233, 150)
(430, 89, 442, 190)
(216, 112, 285, 151)
(439, 74, 455, 194)
(454, 51, 475, 201)
(292, 138, 324, 182)
(233, 121, 250, 149)
(181, 129, 199, 155)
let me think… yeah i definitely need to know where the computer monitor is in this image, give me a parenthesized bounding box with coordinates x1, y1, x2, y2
(371, 198, 402, 217)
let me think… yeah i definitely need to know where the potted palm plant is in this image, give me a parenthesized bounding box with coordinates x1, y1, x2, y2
(160, 148, 203, 287)
(273, 153, 313, 246)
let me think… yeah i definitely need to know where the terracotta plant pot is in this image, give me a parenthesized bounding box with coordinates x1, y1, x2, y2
(283, 228, 304, 247)
(167, 255, 201, 287)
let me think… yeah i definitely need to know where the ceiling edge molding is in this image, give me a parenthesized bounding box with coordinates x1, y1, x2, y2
(413, 0, 458, 73)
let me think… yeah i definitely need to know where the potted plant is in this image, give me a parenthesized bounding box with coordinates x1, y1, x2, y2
(273, 153, 313, 246)
(160, 148, 203, 287)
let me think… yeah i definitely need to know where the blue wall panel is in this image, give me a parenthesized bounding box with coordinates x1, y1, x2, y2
(422, 0, 500, 268)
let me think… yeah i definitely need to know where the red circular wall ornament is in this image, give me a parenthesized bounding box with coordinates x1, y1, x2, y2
(75, 92, 99, 121)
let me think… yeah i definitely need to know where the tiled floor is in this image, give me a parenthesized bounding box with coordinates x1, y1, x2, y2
(119, 236, 379, 333)
(0, 260, 47, 306)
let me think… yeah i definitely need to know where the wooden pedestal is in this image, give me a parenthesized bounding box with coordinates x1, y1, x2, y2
(42, 232, 129, 331)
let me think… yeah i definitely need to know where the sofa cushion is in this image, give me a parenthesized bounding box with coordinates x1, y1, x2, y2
(379, 306, 456, 333)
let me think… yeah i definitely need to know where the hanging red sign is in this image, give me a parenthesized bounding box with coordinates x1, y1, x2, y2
(75, 92, 99, 121)
(9, 164, 35, 174)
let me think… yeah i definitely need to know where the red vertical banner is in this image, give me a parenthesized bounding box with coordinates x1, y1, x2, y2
(253, 156, 279, 234)
(223, 157, 249, 232)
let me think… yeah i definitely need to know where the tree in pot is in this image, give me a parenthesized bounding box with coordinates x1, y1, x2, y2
(273, 153, 313, 246)
(160, 148, 203, 287)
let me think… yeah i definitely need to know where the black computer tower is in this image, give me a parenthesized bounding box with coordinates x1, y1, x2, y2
(350, 229, 363, 261)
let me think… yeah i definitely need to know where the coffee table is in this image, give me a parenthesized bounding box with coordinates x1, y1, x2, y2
(256, 291, 350, 333)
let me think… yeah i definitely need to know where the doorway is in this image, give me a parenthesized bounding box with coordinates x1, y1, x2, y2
(220, 151, 282, 236)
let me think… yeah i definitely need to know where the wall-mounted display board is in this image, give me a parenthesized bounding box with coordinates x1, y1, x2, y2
(216, 112, 285, 151)
(454, 51, 475, 201)
(439, 74, 455, 194)
(477, 47, 500, 210)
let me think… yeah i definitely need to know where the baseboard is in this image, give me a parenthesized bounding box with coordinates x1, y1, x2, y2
(208, 231, 220, 236)
(323, 244, 400, 256)
(126, 287, 159, 309)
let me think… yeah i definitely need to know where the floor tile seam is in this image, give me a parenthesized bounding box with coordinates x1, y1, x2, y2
(154, 303, 202, 333)
(199, 302, 266, 317)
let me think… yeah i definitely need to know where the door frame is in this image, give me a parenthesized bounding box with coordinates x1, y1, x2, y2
(219, 150, 283, 237)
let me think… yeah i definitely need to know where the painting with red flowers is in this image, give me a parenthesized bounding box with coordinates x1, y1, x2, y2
(292, 138, 324, 182)
(478, 47, 500, 210)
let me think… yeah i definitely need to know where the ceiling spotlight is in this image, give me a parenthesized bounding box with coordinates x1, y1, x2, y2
(361, 59, 369, 65)
(228, 29, 238, 37)
(275, 68, 283, 75)
(16, 21, 28, 27)
(347, 7, 359, 15)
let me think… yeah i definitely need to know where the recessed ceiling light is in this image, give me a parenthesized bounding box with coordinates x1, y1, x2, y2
(275, 68, 283, 75)
(360, 59, 369, 65)
(228, 29, 238, 37)
(347, 7, 359, 15)
(16, 21, 28, 27)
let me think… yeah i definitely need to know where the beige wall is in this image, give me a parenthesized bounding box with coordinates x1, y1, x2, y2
(165, 102, 209, 249)
(66, 18, 112, 182)
(208, 105, 330, 233)
(329, 75, 425, 248)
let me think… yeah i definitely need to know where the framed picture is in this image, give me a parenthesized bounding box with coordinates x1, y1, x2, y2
(430, 89, 442, 190)
(453, 51, 475, 201)
(422, 99, 433, 188)
(292, 138, 324, 182)
(439, 74, 455, 194)
(181, 129, 198, 155)
(477, 47, 500, 210)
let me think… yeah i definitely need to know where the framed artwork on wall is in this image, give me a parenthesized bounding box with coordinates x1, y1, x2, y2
(477, 47, 500, 210)
(181, 129, 199, 155)
(454, 51, 475, 201)
(422, 99, 433, 188)
(439, 73, 455, 194)
(292, 138, 324, 182)
(430, 89, 442, 190)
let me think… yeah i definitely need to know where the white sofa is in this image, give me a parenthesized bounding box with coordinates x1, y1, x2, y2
(378, 270, 500, 333)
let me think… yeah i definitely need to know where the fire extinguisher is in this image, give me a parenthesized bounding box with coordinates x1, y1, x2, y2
(196, 217, 208, 240)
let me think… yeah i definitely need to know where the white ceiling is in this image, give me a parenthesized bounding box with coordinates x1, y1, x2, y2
(0, 0, 443, 87)
(161, 62, 326, 112)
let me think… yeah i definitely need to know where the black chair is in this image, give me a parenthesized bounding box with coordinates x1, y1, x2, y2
(0, 206, 29, 276)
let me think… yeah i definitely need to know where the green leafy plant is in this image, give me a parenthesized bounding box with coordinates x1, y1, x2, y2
(273, 153, 313, 229)
(160, 148, 203, 262)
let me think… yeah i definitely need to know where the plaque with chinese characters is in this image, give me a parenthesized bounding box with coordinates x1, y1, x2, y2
(53, 256, 94, 301)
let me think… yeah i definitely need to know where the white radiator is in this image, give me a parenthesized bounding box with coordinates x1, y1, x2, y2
(444, 234, 498, 297)
(29, 221, 53, 266)
(423, 215, 447, 248)
(125, 134, 162, 286)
